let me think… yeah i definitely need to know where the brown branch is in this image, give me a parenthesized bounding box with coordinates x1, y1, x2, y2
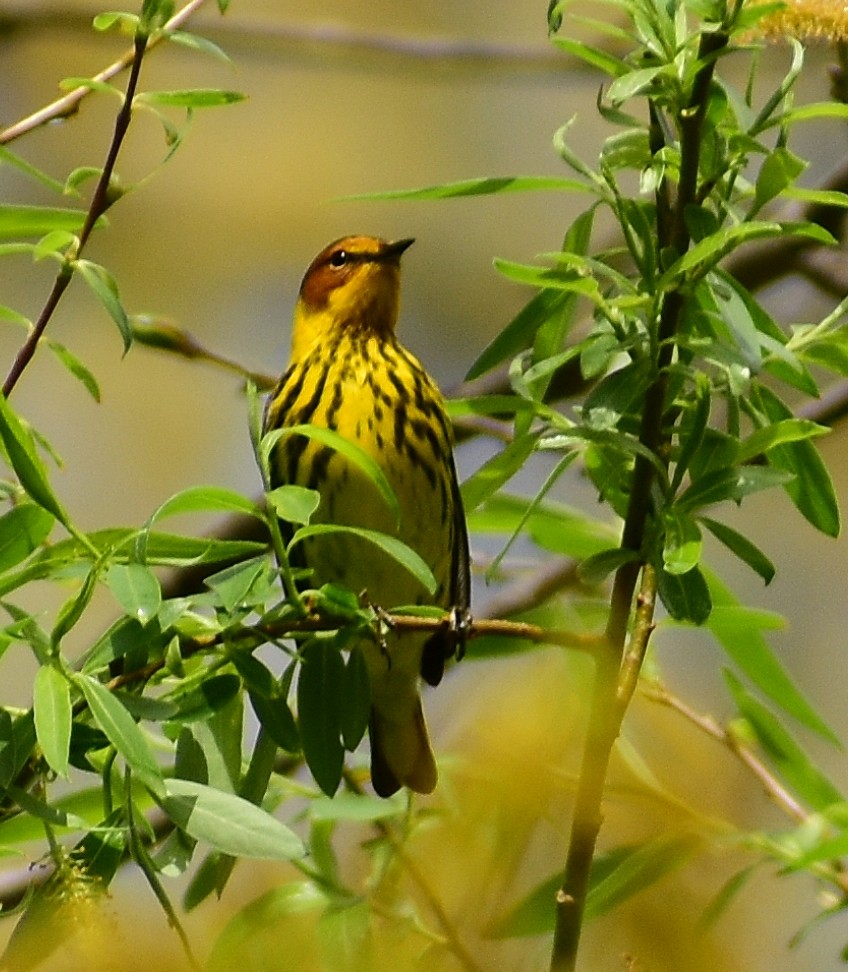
(0, 0, 213, 146)
(2, 23, 154, 396)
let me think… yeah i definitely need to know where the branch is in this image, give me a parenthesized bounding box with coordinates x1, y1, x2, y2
(550, 26, 730, 972)
(2, 26, 153, 396)
(0, 0, 213, 146)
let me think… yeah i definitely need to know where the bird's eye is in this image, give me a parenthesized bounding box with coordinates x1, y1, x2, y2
(329, 249, 348, 268)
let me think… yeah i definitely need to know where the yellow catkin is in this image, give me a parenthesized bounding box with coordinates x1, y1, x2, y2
(755, 0, 848, 41)
(264, 235, 469, 798)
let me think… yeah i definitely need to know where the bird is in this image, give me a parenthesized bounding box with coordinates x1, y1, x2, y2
(264, 235, 470, 797)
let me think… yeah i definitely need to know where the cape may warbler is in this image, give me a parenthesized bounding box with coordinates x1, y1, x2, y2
(265, 236, 470, 797)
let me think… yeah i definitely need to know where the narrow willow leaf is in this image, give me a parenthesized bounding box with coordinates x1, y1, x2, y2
(724, 671, 842, 811)
(33, 665, 71, 778)
(0, 396, 70, 527)
(146, 484, 262, 524)
(339, 646, 370, 752)
(578, 547, 639, 585)
(290, 524, 436, 596)
(0, 504, 54, 573)
(162, 778, 304, 859)
(44, 340, 101, 401)
(677, 466, 793, 513)
(460, 433, 540, 513)
(656, 564, 712, 623)
(206, 883, 328, 972)
(662, 514, 702, 576)
(73, 259, 132, 351)
(75, 675, 165, 797)
(0, 205, 94, 239)
(751, 385, 840, 537)
(585, 835, 701, 919)
(466, 288, 567, 381)
(135, 89, 246, 108)
(297, 640, 345, 796)
(249, 692, 300, 753)
(467, 492, 617, 559)
(163, 30, 233, 62)
(706, 576, 837, 742)
(0, 147, 66, 194)
(340, 175, 592, 203)
(736, 418, 828, 464)
(699, 517, 775, 584)
(105, 562, 161, 625)
(551, 37, 629, 76)
(204, 555, 268, 612)
(163, 674, 242, 724)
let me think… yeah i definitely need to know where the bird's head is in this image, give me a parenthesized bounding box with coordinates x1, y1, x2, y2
(291, 235, 414, 358)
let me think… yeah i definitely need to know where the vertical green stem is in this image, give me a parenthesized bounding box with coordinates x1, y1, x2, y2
(549, 24, 729, 972)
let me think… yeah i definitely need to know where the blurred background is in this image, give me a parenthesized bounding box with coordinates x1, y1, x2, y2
(2, 1, 848, 970)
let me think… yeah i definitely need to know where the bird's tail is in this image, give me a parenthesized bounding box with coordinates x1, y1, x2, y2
(369, 697, 437, 798)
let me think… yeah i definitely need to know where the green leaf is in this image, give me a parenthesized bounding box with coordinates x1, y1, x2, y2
(339, 646, 370, 752)
(33, 665, 71, 778)
(0, 396, 71, 528)
(551, 37, 628, 76)
(725, 671, 842, 811)
(677, 466, 793, 513)
(578, 547, 639, 585)
(656, 564, 712, 623)
(290, 524, 436, 596)
(0, 205, 93, 240)
(699, 517, 775, 584)
(0, 504, 54, 573)
(493, 258, 601, 299)
(0, 147, 67, 194)
(659, 222, 834, 289)
(204, 555, 268, 612)
(470, 492, 616, 559)
(105, 562, 161, 625)
(73, 259, 132, 352)
(754, 147, 806, 211)
(585, 835, 701, 919)
(297, 640, 345, 796)
(751, 385, 840, 537)
(266, 484, 320, 526)
(161, 674, 242, 724)
(43, 340, 101, 401)
(341, 175, 592, 203)
(606, 66, 667, 106)
(662, 513, 702, 576)
(460, 433, 539, 513)
(488, 835, 697, 939)
(162, 778, 304, 859)
(163, 29, 233, 62)
(705, 576, 837, 742)
(207, 883, 328, 972)
(466, 288, 568, 381)
(736, 419, 828, 464)
(147, 484, 262, 524)
(248, 692, 300, 753)
(75, 675, 165, 797)
(264, 424, 400, 525)
(135, 89, 246, 108)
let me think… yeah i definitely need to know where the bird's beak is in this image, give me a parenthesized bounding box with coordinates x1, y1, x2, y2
(380, 238, 415, 260)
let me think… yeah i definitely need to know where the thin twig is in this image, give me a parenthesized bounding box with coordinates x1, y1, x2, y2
(2, 27, 150, 396)
(641, 682, 808, 824)
(0, 0, 212, 146)
(343, 772, 486, 972)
